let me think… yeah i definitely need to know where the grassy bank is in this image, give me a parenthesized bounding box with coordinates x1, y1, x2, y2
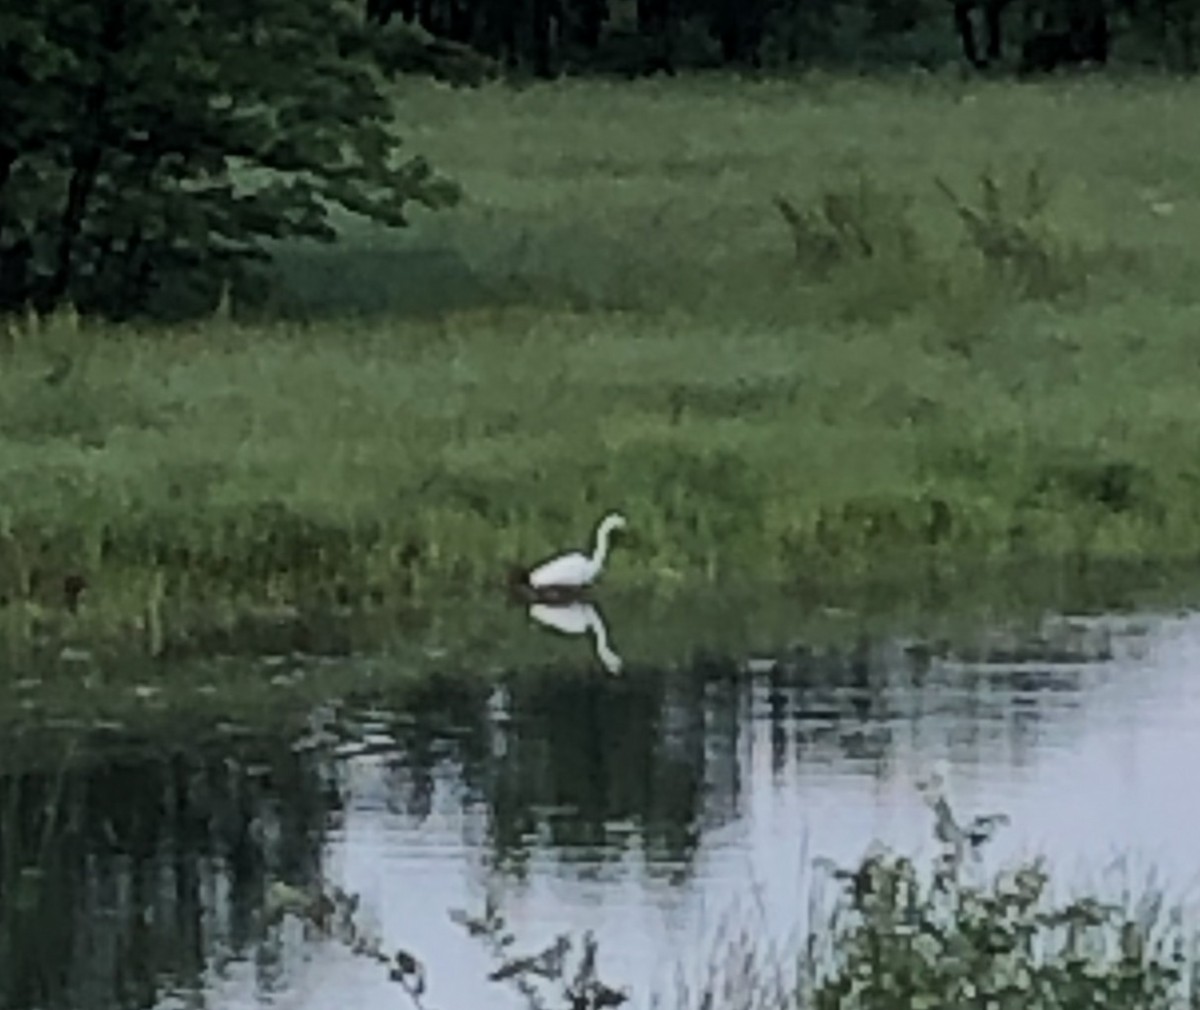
(0, 570, 1166, 746)
(4, 73, 1200, 642)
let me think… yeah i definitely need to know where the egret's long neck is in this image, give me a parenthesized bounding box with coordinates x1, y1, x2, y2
(591, 522, 615, 567)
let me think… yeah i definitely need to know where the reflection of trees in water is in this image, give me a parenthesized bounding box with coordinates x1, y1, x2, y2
(340, 672, 497, 821)
(354, 669, 711, 880)
(483, 670, 706, 877)
(351, 626, 1101, 886)
(743, 631, 1097, 786)
(0, 739, 337, 1010)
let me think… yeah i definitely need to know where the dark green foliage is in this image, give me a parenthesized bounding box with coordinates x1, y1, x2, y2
(811, 789, 1192, 1010)
(0, 0, 458, 320)
(866, 0, 927, 37)
(1030, 456, 1161, 517)
(352, 19, 502, 84)
(350, 0, 1194, 78)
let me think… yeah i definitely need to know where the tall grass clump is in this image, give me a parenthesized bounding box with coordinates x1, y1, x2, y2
(934, 162, 1090, 301)
(773, 159, 1129, 332)
(774, 170, 932, 323)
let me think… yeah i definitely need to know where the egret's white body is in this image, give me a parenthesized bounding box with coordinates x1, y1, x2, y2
(529, 601, 623, 674)
(526, 512, 627, 591)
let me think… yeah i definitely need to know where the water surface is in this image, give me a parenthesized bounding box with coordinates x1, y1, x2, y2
(3, 599, 1199, 1010)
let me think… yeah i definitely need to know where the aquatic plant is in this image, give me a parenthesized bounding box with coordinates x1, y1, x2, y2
(266, 880, 433, 1008)
(266, 773, 1198, 1010)
(450, 898, 629, 1010)
(267, 880, 628, 1010)
(800, 778, 1196, 1010)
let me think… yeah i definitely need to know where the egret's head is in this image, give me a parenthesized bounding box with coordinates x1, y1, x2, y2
(600, 512, 628, 535)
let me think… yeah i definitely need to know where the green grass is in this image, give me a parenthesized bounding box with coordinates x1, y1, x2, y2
(5, 72, 1200, 646)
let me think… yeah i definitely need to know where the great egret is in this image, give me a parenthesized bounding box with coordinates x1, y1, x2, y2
(520, 512, 627, 598)
(529, 601, 623, 674)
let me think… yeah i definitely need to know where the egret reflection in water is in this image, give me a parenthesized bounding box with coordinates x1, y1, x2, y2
(528, 601, 624, 673)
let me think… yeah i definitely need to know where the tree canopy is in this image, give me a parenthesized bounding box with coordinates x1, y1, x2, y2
(0, 0, 459, 320)
(364, 0, 1196, 77)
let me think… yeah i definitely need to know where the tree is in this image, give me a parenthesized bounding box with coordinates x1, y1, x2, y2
(710, 0, 770, 65)
(953, 0, 1015, 66)
(571, 0, 609, 50)
(1019, 0, 1110, 72)
(0, 0, 458, 320)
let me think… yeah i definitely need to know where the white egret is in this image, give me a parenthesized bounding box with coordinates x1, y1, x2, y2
(522, 512, 627, 597)
(529, 601, 623, 674)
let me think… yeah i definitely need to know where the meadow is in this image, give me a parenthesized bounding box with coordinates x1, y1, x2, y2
(5, 71, 1200, 647)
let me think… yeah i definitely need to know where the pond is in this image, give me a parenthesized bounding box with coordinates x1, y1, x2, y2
(3, 590, 1199, 1010)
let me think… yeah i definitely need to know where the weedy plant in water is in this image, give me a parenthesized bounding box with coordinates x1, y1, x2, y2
(801, 773, 1199, 1010)
(265, 880, 430, 1007)
(450, 897, 629, 1010)
(265, 879, 628, 1010)
(265, 774, 1198, 1010)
